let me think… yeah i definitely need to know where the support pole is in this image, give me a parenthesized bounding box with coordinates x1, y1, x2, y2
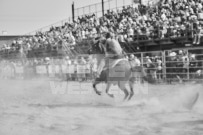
(102, 0, 104, 16)
(116, 0, 118, 10)
(72, 2, 75, 22)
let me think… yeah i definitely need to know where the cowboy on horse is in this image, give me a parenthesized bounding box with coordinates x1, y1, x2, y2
(90, 32, 148, 100)
(96, 32, 125, 78)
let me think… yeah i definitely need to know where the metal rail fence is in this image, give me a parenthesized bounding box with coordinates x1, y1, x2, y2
(74, 0, 133, 18)
(0, 48, 203, 83)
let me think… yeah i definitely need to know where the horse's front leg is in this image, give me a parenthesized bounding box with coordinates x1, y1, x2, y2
(128, 81, 134, 100)
(106, 82, 114, 98)
(93, 79, 102, 95)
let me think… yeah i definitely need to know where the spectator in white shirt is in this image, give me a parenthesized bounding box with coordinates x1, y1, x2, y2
(68, 32, 76, 47)
(193, 25, 203, 45)
(127, 26, 134, 38)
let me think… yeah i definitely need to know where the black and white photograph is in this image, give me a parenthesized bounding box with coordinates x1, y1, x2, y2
(0, 0, 203, 134)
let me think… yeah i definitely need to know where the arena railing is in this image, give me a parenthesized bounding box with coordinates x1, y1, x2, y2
(164, 48, 203, 82)
(74, 0, 135, 18)
(1, 48, 203, 83)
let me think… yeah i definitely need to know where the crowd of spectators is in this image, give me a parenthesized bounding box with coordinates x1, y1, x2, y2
(127, 49, 203, 82)
(1, 0, 203, 58)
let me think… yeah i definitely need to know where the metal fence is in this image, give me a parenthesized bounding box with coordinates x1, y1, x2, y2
(74, 0, 134, 18)
(1, 48, 203, 83)
(25, 18, 71, 35)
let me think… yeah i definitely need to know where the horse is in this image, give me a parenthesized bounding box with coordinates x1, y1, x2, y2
(89, 40, 147, 100)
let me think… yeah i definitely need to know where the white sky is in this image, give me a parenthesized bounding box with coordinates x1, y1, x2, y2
(0, 0, 132, 35)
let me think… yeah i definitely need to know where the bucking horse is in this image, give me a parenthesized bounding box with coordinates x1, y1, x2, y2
(89, 39, 148, 100)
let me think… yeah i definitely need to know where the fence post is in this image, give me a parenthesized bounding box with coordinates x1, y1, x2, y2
(108, 0, 110, 10)
(102, 0, 104, 16)
(77, 9, 79, 18)
(116, 0, 118, 10)
(141, 52, 144, 67)
(191, 23, 194, 38)
(89, 5, 91, 15)
(187, 49, 190, 80)
(162, 51, 166, 81)
(95, 4, 97, 17)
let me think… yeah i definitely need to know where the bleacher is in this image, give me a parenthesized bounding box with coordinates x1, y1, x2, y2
(1, 0, 203, 59)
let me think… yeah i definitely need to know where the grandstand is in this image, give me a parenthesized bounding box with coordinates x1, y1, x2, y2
(1, 0, 203, 57)
(0, 0, 203, 82)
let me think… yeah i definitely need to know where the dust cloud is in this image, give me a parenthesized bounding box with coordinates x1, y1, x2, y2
(0, 79, 203, 135)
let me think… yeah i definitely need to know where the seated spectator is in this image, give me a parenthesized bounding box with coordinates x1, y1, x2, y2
(2, 0, 203, 60)
(117, 33, 125, 43)
(127, 26, 134, 38)
(129, 54, 141, 69)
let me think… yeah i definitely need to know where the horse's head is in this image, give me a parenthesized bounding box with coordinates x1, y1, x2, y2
(88, 37, 106, 55)
(87, 37, 107, 65)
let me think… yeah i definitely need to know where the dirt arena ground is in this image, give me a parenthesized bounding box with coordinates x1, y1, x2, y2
(0, 79, 203, 135)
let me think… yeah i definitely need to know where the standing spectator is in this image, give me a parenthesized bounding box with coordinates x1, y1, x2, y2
(182, 53, 190, 78)
(156, 57, 162, 80)
(64, 56, 72, 80)
(77, 57, 87, 81)
(193, 24, 203, 44)
(189, 53, 197, 78)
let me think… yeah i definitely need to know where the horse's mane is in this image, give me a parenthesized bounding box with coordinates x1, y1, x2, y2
(92, 41, 105, 54)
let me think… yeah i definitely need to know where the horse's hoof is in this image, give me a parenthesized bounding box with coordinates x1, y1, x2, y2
(128, 94, 134, 101)
(128, 97, 132, 101)
(123, 95, 129, 101)
(108, 94, 114, 98)
(96, 91, 101, 95)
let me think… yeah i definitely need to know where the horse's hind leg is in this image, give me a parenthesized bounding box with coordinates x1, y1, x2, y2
(106, 82, 114, 98)
(118, 81, 129, 101)
(128, 81, 134, 100)
(93, 79, 101, 95)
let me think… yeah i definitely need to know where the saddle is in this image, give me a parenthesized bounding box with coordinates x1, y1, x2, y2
(103, 58, 127, 70)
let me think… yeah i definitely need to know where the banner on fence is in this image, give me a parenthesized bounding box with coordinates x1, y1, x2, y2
(15, 66, 24, 74)
(86, 64, 91, 73)
(67, 65, 75, 74)
(62, 65, 67, 73)
(36, 66, 47, 74)
(5, 66, 15, 77)
(55, 65, 60, 74)
(77, 65, 86, 74)
(48, 65, 55, 75)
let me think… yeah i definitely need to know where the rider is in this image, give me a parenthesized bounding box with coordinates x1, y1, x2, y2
(97, 32, 124, 77)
